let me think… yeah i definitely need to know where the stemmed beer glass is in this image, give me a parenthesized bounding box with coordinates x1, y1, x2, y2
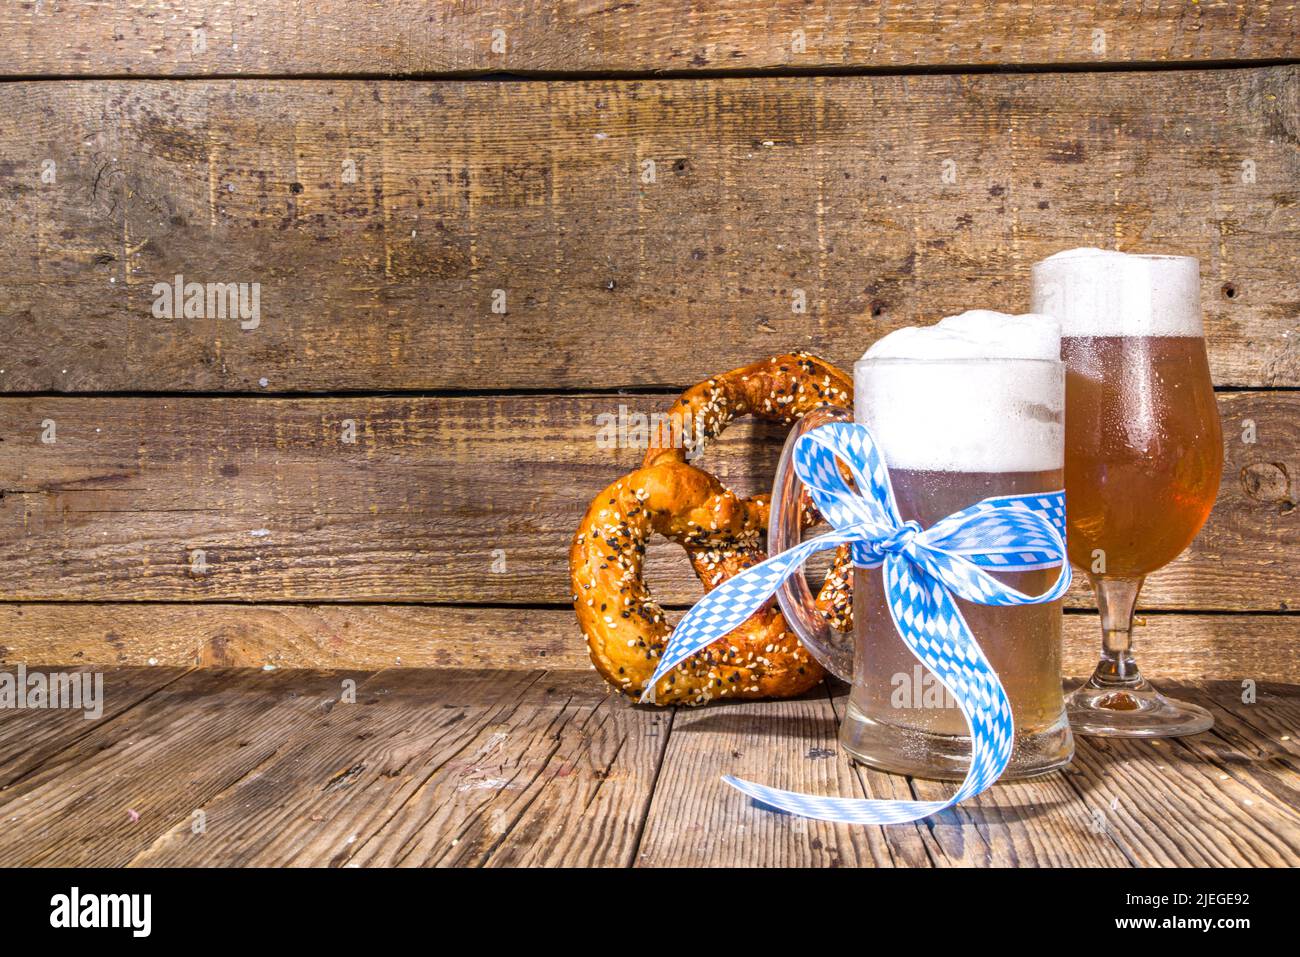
(1032, 250, 1224, 737)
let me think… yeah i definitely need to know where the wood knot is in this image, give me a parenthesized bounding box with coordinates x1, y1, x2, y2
(1239, 461, 1294, 512)
(198, 632, 260, 667)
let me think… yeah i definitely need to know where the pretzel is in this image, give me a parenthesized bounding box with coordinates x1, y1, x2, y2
(571, 354, 855, 705)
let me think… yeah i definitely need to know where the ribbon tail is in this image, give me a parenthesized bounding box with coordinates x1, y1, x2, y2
(722, 775, 953, 825)
(638, 531, 852, 703)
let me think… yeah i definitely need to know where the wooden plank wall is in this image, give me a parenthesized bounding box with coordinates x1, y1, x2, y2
(1, 2, 1296, 74)
(0, 3, 1296, 681)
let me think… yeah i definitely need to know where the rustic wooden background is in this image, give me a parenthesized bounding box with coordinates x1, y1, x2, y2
(0, 2, 1296, 681)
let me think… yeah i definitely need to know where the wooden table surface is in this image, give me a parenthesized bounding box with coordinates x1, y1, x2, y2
(0, 667, 1294, 867)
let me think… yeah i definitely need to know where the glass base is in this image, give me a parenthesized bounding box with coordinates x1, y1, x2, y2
(1066, 678, 1214, 738)
(1073, 574, 1215, 738)
(839, 700, 1074, 781)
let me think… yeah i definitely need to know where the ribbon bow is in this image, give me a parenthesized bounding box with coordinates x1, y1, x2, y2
(641, 422, 1070, 825)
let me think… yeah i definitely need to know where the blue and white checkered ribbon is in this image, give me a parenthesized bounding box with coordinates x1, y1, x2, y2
(641, 422, 1070, 825)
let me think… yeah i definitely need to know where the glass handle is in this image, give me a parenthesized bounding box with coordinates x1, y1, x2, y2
(769, 405, 856, 681)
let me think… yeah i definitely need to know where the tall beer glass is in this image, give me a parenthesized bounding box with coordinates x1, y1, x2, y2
(770, 312, 1073, 779)
(1032, 249, 1223, 737)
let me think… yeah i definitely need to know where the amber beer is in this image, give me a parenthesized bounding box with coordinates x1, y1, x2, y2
(1032, 249, 1222, 737)
(1061, 335, 1223, 578)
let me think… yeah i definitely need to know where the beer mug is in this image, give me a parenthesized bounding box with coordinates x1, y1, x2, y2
(769, 312, 1074, 779)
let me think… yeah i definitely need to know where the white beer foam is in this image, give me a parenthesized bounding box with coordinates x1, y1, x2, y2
(856, 310, 1064, 473)
(864, 309, 1060, 362)
(1030, 247, 1202, 337)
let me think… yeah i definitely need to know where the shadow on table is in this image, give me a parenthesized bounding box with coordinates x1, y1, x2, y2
(669, 707, 841, 743)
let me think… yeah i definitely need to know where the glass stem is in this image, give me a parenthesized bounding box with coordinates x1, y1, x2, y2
(1089, 576, 1144, 688)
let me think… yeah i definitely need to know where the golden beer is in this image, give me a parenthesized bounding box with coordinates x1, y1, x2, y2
(1062, 335, 1223, 578)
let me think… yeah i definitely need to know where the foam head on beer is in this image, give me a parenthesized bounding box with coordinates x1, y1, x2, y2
(855, 310, 1064, 474)
(1030, 247, 1202, 336)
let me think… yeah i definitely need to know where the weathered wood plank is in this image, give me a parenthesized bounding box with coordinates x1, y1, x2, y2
(908, 763, 1133, 867)
(341, 670, 666, 867)
(475, 679, 670, 868)
(0, 665, 188, 788)
(636, 683, 930, 867)
(126, 669, 573, 867)
(1060, 681, 1300, 866)
(1, 392, 1293, 609)
(1174, 680, 1300, 820)
(1, 70, 1295, 393)
(1, 2, 1295, 76)
(0, 606, 1297, 683)
(1185, 680, 1300, 763)
(0, 604, 584, 670)
(0, 667, 371, 866)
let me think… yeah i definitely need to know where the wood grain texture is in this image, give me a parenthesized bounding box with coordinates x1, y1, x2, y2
(0, 664, 186, 787)
(0, 668, 1294, 866)
(128, 668, 572, 866)
(1, 392, 1293, 609)
(1, 606, 1297, 684)
(0, 604, 587, 669)
(1186, 679, 1300, 766)
(125, 668, 666, 867)
(0, 667, 369, 866)
(905, 745, 1132, 867)
(0, 69, 1295, 393)
(1061, 680, 1300, 866)
(636, 683, 927, 866)
(342, 669, 668, 867)
(1, 2, 1296, 76)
